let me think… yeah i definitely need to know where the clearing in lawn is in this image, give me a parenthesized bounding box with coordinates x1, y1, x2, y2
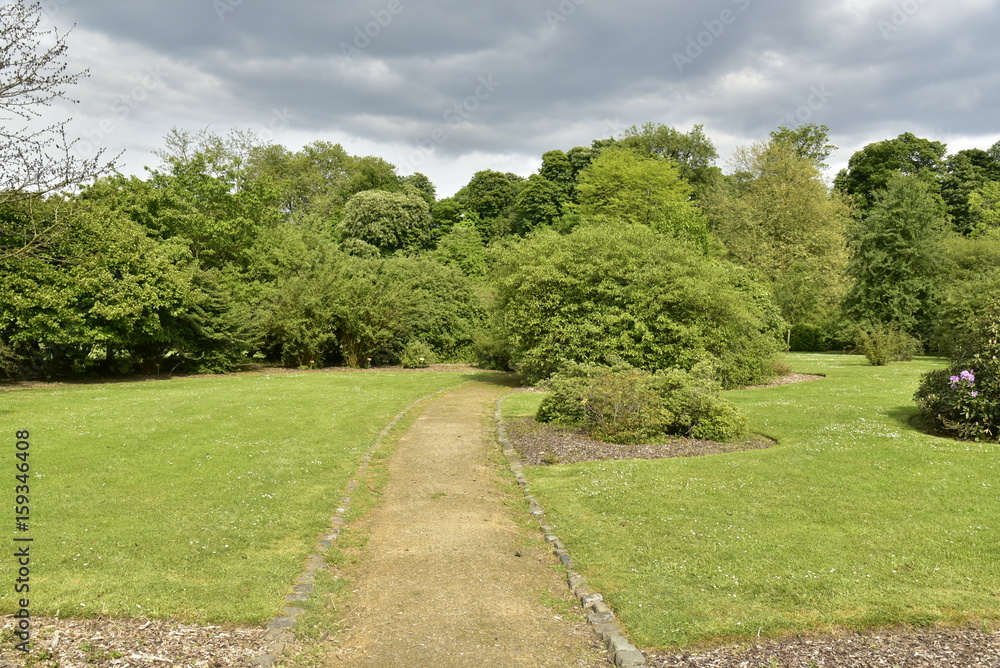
(512, 354, 1000, 649)
(0, 368, 481, 624)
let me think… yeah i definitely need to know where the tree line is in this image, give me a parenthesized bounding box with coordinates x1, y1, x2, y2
(2, 119, 997, 384)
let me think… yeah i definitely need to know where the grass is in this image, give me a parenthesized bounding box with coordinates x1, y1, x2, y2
(518, 354, 1000, 648)
(0, 369, 479, 624)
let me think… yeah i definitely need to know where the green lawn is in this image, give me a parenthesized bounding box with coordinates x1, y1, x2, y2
(1, 369, 477, 623)
(517, 354, 1000, 648)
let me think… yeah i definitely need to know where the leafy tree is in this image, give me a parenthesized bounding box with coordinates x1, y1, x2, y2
(706, 141, 850, 328)
(941, 149, 1000, 233)
(617, 123, 722, 197)
(403, 172, 436, 205)
(513, 174, 569, 234)
(575, 147, 711, 246)
(834, 132, 946, 211)
(969, 182, 1000, 233)
(431, 221, 489, 278)
(844, 173, 950, 335)
(453, 170, 525, 239)
(337, 189, 433, 255)
(0, 1, 117, 259)
(769, 124, 838, 169)
(492, 223, 785, 386)
(539, 150, 575, 194)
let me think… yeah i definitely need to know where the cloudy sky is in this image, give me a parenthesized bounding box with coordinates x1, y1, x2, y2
(27, 0, 1000, 196)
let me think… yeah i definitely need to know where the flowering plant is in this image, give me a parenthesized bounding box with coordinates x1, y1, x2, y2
(915, 306, 999, 441)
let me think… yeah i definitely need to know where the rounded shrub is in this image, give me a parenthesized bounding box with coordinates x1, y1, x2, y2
(492, 224, 785, 386)
(537, 361, 747, 444)
(915, 306, 1000, 441)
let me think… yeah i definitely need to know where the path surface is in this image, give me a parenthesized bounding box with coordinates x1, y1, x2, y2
(323, 378, 607, 667)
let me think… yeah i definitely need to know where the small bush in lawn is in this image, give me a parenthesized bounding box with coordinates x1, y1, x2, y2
(789, 323, 829, 352)
(855, 322, 922, 366)
(537, 362, 747, 443)
(915, 307, 1000, 441)
(400, 341, 436, 368)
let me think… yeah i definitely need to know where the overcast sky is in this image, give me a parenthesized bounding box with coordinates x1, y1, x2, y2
(27, 0, 1000, 197)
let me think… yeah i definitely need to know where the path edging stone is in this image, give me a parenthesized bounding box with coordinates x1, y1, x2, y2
(495, 397, 650, 668)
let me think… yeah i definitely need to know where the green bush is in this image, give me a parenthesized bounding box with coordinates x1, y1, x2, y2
(855, 322, 922, 366)
(399, 341, 436, 368)
(915, 306, 1000, 441)
(537, 362, 747, 444)
(492, 224, 785, 386)
(789, 323, 828, 352)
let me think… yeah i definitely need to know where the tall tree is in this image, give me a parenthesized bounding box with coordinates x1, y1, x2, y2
(575, 147, 711, 246)
(844, 173, 950, 335)
(834, 132, 946, 211)
(617, 123, 722, 197)
(337, 189, 433, 255)
(453, 170, 525, 239)
(707, 141, 850, 328)
(940, 148, 1000, 233)
(769, 124, 838, 169)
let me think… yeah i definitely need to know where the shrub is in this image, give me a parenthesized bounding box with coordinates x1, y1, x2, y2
(400, 341, 436, 368)
(855, 322, 922, 366)
(537, 362, 747, 444)
(492, 224, 785, 386)
(915, 306, 1000, 441)
(789, 323, 828, 352)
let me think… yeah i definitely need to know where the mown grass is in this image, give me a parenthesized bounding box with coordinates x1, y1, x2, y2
(518, 354, 1000, 648)
(1, 369, 477, 624)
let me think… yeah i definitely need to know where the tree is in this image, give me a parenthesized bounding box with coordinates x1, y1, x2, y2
(706, 141, 850, 328)
(575, 147, 711, 246)
(940, 149, 1000, 233)
(769, 124, 838, 169)
(453, 170, 525, 239)
(0, 1, 117, 259)
(337, 189, 433, 255)
(844, 173, 950, 335)
(492, 224, 785, 386)
(617, 123, 722, 197)
(834, 132, 946, 211)
(513, 174, 569, 234)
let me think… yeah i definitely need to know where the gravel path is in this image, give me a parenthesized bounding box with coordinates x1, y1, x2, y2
(320, 378, 609, 667)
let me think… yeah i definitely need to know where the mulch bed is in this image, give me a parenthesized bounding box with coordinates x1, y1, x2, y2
(504, 416, 775, 466)
(646, 626, 1000, 667)
(0, 616, 269, 667)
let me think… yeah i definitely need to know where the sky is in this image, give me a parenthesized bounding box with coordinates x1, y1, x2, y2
(23, 0, 1000, 197)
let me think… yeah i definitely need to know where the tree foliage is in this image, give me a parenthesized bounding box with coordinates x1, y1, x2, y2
(707, 141, 850, 328)
(337, 189, 433, 255)
(844, 173, 950, 335)
(492, 223, 784, 386)
(575, 148, 711, 246)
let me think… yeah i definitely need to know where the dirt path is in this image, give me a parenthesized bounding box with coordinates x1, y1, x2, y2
(323, 378, 608, 667)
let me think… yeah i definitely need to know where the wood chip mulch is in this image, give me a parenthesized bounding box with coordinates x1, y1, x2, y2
(504, 415, 775, 466)
(647, 626, 1000, 667)
(0, 616, 269, 667)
